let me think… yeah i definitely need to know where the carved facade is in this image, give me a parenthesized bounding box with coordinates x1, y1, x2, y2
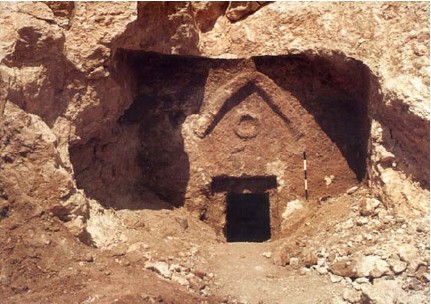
(183, 64, 359, 239)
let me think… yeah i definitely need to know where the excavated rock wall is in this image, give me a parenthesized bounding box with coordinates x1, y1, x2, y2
(85, 51, 370, 238)
(181, 56, 370, 237)
(0, 2, 429, 238)
(197, 1, 430, 217)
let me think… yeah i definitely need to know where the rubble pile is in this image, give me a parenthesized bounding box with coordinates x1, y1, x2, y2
(274, 190, 430, 303)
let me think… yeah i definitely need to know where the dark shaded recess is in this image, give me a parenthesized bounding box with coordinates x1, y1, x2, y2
(116, 51, 221, 207)
(226, 193, 271, 242)
(0, 204, 9, 220)
(109, 50, 372, 208)
(253, 55, 371, 180)
(380, 100, 430, 188)
(211, 176, 277, 193)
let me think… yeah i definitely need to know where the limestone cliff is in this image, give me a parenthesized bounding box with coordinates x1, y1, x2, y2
(0, 1, 429, 238)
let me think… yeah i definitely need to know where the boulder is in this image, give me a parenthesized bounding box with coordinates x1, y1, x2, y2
(144, 261, 172, 279)
(302, 252, 318, 268)
(331, 255, 391, 278)
(360, 279, 410, 304)
(343, 288, 361, 304)
(355, 255, 391, 278)
(282, 200, 304, 219)
(397, 244, 419, 264)
(388, 258, 407, 274)
(359, 198, 381, 216)
(262, 251, 272, 258)
(346, 186, 359, 195)
(289, 257, 300, 269)
(171, 272, 189, 286)
(330, 260, 357, 278)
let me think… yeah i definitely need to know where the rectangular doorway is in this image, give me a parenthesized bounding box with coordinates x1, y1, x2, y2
(226, 193, 271, 242)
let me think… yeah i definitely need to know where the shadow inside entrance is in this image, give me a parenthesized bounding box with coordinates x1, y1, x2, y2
(226, 193, 271, 242)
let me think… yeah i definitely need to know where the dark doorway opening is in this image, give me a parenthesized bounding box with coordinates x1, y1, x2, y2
(226, 193, 271, 242)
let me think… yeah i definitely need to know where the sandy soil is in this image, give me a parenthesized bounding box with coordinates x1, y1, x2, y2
(1, 187, 429, 304)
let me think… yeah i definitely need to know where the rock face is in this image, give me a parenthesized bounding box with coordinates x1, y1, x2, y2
(0, 1, 429, 239)
(198, 1, 430, 218)
(70, 49, 372, 239)
(181, 56, 369, 237)
(0, 103, 89, 239)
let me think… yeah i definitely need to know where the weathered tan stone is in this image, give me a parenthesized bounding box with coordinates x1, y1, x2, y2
(191, 2, 228, 32)
(397, 244, 419, 264)
(355, 255, 391, 278)
(361, 279, 409, 304)
(330, 260, 358, 278)
(331, 255, 392, 279)
(359, 198, 381, 216)
(0, 103, 89, 236)
(0, 0, 428, 243)
(0, 3, 429, 303)
(225, 2, 261, 22)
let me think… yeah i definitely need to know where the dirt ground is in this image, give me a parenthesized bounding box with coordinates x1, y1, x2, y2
(0, 2, 429, 304)
(0, 197, 215, 304)
(1, 186, 429, 304)
(200, 242, 344, 304)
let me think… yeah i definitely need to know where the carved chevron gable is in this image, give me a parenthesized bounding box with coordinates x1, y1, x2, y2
(194, 71, 305, 140)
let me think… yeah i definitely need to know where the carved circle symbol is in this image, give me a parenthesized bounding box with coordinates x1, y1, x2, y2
(234, 114, 260, 139)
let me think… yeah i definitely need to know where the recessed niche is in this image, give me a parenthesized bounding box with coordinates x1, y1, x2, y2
(69, 50, 372, 240)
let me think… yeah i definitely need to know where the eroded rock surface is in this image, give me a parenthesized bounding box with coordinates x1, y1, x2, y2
(0, 2, 429, 303)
